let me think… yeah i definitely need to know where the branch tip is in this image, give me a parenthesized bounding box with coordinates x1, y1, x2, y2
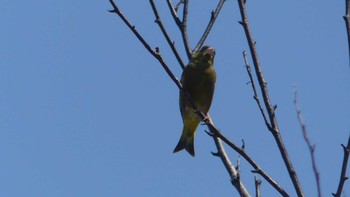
(194, 0, 226, 52)
(241, 139, 245, 150)
(174, 0, 184, 12)
(211, 151, 220, 157)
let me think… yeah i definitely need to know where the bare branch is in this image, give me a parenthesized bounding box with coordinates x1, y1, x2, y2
(166, 0, 182, 25)
(149, 0, 186, 69)
(194, 0, 226, 52)
(333, 135, 350, 197)
(243, 51, 271, 130)
(294, 90, 321, 197)
(344, 0, 350, 67)
(181, 0, 192, 59)
(211, 129, 290, 197)
(255, 176, 262, 197)
(206, 125, 250, 196)
(108, 1, 251, 195)
(166, 0, 192, 59)
(108, 0, 181, 90)
(236, 0, 304, 196)
(108, 2, 288, 195)
(212, 132, 251, 197)
(174, 0, 184, 12)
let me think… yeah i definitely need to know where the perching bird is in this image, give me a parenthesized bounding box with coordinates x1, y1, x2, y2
(173, 45, 216, 157)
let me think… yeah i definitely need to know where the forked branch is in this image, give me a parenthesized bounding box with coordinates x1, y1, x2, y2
(332, 135, 350, 197)
(243, 51, 270, 129)
(255, 176, 262, 197)
(237, 0, 304, 196)
(108, 0, 181, 91)
(149, 0, 186, 69)
(108, 1, 287, 195)
(108, 1, 249, 196)
(211, 128, 251, 196)
(211, 128, 289, 197)
(166, 0, 192, 60)
(194, 0, 226, 52)
(294, 90, 321, 197)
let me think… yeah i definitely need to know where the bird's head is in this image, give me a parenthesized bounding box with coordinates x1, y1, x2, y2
(192, 46, 216, 67)
(199, 45, 215, 59)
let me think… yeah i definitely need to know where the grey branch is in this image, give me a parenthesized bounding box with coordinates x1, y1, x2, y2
(149, 0, 186, 69)
(108, 1, 289, 196)
(108, 1, 252, 196)
(344, 0, 350, 68)
(194, 0, 226, 52)
(166, 0, 192, 60)
(212, 129, 290, 196)
(212, 129, 251, 197)
(255, 176, 262, 197)
(332, 135, 350, 197)
(243, 51, 271, 129)
(236, 0, 304, 196)
(294, 89, 322, 197)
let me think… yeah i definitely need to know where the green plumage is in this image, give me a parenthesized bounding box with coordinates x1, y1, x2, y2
(173, 46, 216, 157)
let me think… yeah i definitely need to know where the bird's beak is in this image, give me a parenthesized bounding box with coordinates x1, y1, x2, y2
(204, 47, 215, 58)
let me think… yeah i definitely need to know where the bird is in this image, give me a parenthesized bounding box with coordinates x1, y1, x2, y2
(173, 45, 216, 157)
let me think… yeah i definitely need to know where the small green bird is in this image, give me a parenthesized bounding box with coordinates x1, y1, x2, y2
(173, 45, 216, 157)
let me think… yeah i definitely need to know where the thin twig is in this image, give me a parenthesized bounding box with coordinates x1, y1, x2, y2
(181, 0, 192, 59)
(108, 0, 181, 90)
(108, 1, 250, 195)
(344, 0, 350, 67)
(174, 0, 184, 12)
(236, 1, 304, 196)
(194, 0, 226, 52)
(149, 0, 186, 69)
(332, 135, 350, 197)
(211, 128, 289, 197)
(166, 0, 192, 60)
(294, 90, 321, 197)
(108, 2, 287, 195)
(211, 130, 251, 197)
(243, 51, 271, 130)
(166, 0, 182, 26)
(255, 176, 262, 197)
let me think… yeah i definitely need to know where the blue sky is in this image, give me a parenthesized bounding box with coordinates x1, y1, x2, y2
(0, 0, 349, 196)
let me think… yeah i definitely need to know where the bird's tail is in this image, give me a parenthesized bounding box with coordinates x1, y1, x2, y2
(173, 127, 195, 157)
